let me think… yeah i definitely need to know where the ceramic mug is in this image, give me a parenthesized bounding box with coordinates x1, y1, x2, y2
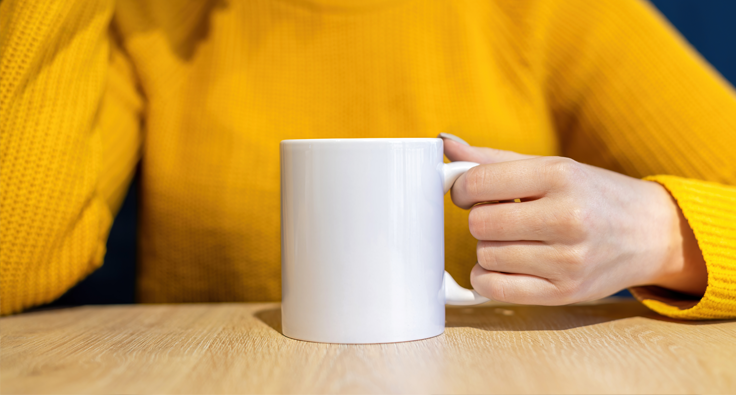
(280, 138, 489, 344)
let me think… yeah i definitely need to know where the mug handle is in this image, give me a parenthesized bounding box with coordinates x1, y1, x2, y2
(442, 161, 491, 306)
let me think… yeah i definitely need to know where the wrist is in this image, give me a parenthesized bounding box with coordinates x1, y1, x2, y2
(648, 183, 707, 297)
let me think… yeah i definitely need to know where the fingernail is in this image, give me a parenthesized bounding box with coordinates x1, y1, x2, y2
(437, 133, 470, 146)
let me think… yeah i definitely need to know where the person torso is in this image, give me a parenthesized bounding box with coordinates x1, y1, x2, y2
(113, 0, 560, 302)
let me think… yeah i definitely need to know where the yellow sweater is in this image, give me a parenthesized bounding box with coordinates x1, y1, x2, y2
(2, 0, 736, 318)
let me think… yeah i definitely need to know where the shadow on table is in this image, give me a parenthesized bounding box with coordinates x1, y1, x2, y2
(254, 300, 731, 335)
(445, 299, 732, 331)
(255, 307, 282, 333)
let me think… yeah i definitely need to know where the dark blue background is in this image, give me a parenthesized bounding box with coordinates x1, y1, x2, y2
(48, 0, 736, 306)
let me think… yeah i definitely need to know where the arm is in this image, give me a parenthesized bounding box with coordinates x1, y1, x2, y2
(444, 0, 736, 319)
(0, 0, 143, 315)
(538, 0, 736, 319)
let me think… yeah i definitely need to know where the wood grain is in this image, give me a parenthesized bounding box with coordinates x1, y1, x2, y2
(1, 299, 735, 394)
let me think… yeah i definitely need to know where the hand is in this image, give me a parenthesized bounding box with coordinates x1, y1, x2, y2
(442, 136, 707, 305)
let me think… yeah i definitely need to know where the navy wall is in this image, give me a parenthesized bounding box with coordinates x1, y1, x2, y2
(48, 0, 736, 306)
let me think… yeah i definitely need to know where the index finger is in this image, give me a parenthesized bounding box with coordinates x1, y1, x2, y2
(451, 156, 567, 209)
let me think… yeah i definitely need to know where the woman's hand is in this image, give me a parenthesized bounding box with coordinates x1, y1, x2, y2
(441, 135, 707, 305)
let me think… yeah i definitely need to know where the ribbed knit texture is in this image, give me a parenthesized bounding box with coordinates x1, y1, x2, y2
(2, 0, 736, 317)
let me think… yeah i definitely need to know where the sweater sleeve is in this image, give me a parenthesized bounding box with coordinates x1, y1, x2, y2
(634, 176, 736, 319)
(0, 0, 143, 315)
(534, 0, 736, 319)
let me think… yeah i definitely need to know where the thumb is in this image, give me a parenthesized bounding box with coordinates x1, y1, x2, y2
(438, 133, 536, 164)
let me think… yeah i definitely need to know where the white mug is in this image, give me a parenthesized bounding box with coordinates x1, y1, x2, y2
(280, 138, 489, 344)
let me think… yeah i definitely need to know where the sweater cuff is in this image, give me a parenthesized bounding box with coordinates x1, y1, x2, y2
(629, 175, 736, 320)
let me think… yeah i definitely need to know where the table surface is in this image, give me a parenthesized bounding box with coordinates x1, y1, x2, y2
(2, 299, 735, 394)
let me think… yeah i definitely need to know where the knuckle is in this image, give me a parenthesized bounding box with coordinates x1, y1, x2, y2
(463, 166, 486, 200)
(553, 245, 589, 284)
(470, 268, 512, 303)
(468, 208, 488, 239)
(563, 245, 587, 268)
(469, 269, 494, 299)
(554, 205, 589, 241)
(544, 157, 584, 187)
(561, 206, 585, 229)
(476, 241, 497, 270)
(488, 283, 510, 303)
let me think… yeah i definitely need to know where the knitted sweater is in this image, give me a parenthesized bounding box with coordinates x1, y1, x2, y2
(2, 0, 736, 318)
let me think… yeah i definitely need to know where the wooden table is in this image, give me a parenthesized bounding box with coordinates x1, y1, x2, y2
(2, 299, 734, 394)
